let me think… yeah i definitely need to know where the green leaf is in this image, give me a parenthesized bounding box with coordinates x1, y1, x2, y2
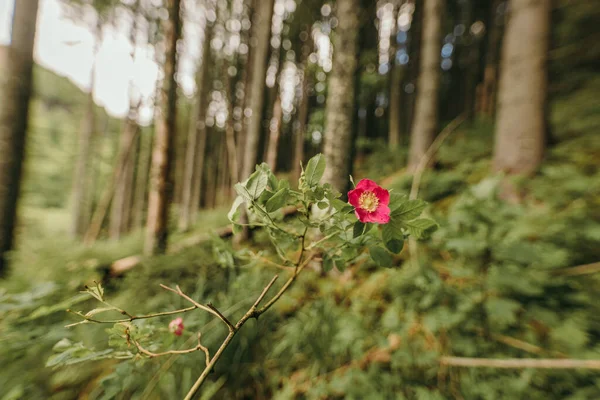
(323, 256, 334, 272)
(317, 201, 328, 210)
(353, 221, 366, 238)
(388, 192, 407, 212)
(234, 183, 252, 202)
(304, 153, 326, 186)
(369, 246, 394, 268)
(391, 199, 427, 220)
(381, 216, 405, 253)
(401, 218, 438, 239)
(228, 196, 245, 222)
(246, 170, 268, 199)
(265, 188, 288, 212)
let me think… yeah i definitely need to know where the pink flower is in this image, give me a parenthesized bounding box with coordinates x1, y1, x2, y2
(169, 317, 184, 336)
(348, 179, 390, 224)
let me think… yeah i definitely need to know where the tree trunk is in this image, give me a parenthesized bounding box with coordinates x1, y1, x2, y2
(291, 39, 311, 185)
(479, 0, 502, 117)
(239, 0, 275, 181)
(0, 0, 39, 276)
(144, 0, 181, 255)
(388, 61, 404, 148)
(265, 94, 282, 172)
(407, 0, 444, 172)
(322, 0, 360, 193)
(110, 119, 138, 238)
(179, 21, 213, 231)
(493, 0, 549, 177)
(71, 21, 100, 238)
(132, 129, 152, 230)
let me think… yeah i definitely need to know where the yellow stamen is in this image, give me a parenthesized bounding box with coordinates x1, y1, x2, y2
(359, 191, 379, 212)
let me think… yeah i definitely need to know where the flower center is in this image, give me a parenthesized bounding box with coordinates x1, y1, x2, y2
(358, 191, 379, 212)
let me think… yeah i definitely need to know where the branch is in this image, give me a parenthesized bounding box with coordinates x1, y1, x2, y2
(133, 332, 210, 364)
(440, 356, 600, 369)
(551, 262, 600, 277)
(65, 306, 197, 327)
(159, 284, 236, 332)
(183, 251, 316, 400)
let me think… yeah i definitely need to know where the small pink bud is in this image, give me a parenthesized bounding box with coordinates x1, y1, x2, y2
(169, 317, 184, 336)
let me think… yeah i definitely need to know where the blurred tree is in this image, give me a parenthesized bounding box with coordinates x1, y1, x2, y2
(388, 1, 406, 149)
(0, 0, 40, 275)
(407, 0, 444, 172)
(144, 0, 182, 255)
(64, 0, 119, 240)
(179, 8, 214, 232)
(493, 0, 550, 178)
(322, 0, 361, 193)
(477, 0, 503, 117)
(110, 0, 141, 239)
(239, 0, 276, 180)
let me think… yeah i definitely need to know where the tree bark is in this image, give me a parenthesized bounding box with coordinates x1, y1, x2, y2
(388, 60, 404, 148)
(71, 21, 101, 238)
(322, 0, 360, 193)
(239, 0, 275, 181)
(144, 0, 181, 255)
(479, 0, 502, 117)
(407, 0, 444, 172)
(132, 129, 152, 230)
(493, 0, 549, 177)
(0, 0, 39, 276)
(265, 94, 282, 172)
(291, 39, 311, 185)
(179, 20, 213, 231)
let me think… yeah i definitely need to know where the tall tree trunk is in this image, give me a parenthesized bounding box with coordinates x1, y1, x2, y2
(322, 0, 360, 193)
(493, 0, 549, 177)
(110, 3, 140, 239)
(0, 0, 39, 276)
(179, 21, 213, 231)
(144, 0, 181, 255)
(479, 0, 502, 117)
(265, 94, 282, 172)
(407, 0, 443, 172)
(72, 21, 101, 238)
(239, 0, 275, 181)
(132, 129, 152, 230)
(291, 38, 311, 185)
(388, 60, 404, 148)
(110, 119, 138, 238)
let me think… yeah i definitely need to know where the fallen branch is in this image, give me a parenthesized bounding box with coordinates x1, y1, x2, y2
(441, 356, 600, 369)
(551, 262, 600, 277)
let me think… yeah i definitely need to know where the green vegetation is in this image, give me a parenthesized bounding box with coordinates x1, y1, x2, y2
(2, 62, 598, 398)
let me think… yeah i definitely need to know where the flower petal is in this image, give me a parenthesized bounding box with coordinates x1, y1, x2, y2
(372, 205, 391, 224)
(373, 186, 390, 206)
(355, 179, 379, 192)
(354, 207, 370, 223)
(348, 188, 364, 207)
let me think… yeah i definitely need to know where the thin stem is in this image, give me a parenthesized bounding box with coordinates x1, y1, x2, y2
(133, 335, 210, 360)
(65, 306, 197, 326)
(441, 356, 600, 370)
(160, 284, 235, 331)
(183, 252, 316, 400)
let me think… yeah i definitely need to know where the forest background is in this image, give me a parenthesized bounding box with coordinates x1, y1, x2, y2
(0, 0, 599, 398)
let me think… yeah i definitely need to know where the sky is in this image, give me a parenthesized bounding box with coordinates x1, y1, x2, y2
(0, 0, 177, 123)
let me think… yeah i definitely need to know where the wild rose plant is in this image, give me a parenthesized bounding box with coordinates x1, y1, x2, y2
(56, 154, 437, 397)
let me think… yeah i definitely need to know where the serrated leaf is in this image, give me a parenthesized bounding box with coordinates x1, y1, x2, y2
(353, 221, 366, 238)
(234, 183, 252, 202)
(317, 201, 328, 210)
(402, 218, 438, 239)
(304, 153, 326, 186)
(265, 188, 288, 212)
(369, 246, 394, 268)
(246, 170, 268, 199)
(228, 196, 245, 222)
(391, 199, 427, 220)
(388, 192, 407, 212)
